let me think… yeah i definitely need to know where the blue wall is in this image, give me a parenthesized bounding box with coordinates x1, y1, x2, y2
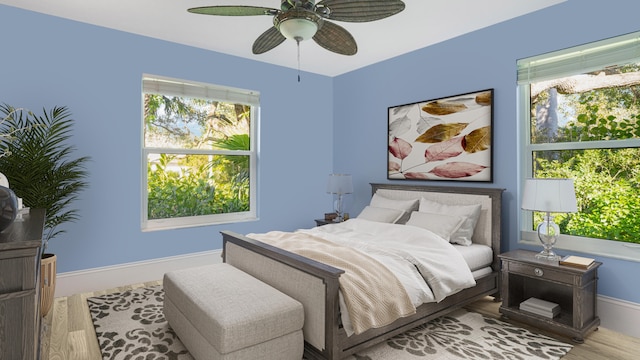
(1, 0, 639, 305)
(334, 0, 640, 304)
(0, 6, 334, 272)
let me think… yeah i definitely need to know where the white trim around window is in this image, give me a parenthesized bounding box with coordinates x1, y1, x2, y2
(517, 31, 640, 263)
(141, 74, 259, 231)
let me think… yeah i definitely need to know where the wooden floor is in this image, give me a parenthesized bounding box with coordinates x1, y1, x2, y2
(41, 280, 163, 360)
(41, 282, 640, 360)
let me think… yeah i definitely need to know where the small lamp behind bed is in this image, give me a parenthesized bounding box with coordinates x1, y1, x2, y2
(327, 174, 353, 222)
(522, 178, 578, 261)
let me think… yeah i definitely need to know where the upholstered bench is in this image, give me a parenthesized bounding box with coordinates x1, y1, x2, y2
(163, 263, 304, 360)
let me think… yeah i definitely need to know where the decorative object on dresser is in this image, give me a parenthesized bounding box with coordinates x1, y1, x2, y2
(0, 208, 46, 360)
(0, 183, 18, 231)
(388, 89, 493, 182)
(499, 249, 601, 343)
(0, 105, 91, 317)
(326, 173, 353, 222)
(521, 178, 578, 260)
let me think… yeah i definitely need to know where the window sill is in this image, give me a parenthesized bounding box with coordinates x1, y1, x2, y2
(520, 231, 640, 263)
(142, 213, 258, 232)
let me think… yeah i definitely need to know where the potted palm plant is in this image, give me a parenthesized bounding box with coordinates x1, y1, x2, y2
(0, 104, 90, 316)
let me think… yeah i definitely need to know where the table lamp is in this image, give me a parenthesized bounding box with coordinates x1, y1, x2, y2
(326, 174, 353, 222)
(521, 178, 577, 260)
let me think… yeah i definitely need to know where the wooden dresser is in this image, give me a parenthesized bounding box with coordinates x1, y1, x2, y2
(0, 208, 46, 360)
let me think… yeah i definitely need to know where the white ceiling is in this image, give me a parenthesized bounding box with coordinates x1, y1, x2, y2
(0, 0, 565, 76)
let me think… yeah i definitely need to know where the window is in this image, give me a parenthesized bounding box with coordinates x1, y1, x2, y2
(142, 75, 258, 231)
(518, 32, 640, 262)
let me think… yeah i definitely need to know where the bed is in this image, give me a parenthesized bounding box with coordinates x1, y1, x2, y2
(221, 183, 504, 360)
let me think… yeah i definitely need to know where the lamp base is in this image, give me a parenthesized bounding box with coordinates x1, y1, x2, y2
(536, 213, 561, 261)
(535, 249, 560, 261)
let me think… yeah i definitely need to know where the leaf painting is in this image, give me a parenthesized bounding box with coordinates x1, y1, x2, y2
(475, 91, 492, 106)
(463, 126, 491, 153)
(390, 103, 412, 117)
(422, 101, 467, 115)
(389, 116, 411, 137)
(424, 137, 464, 162)
(389, 137, 412, 160)
(404, 172, 430, 179)
(429, 162, 487, 178)
(416, 116, 440, 134)
(415, 123, 468, 143)
(388, 89, 493, 182)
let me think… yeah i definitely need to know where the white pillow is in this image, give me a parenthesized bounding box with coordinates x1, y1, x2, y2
(370, 193, 419, 224)
(406, 211, 465, 242)
(418, 198, 482, 246)
(357, 206, 406, 223)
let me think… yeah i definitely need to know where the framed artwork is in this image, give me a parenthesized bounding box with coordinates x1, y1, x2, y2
(388, 89, 493, 182)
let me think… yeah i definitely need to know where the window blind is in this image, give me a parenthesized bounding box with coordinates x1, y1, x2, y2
(142, 74, 260, 106)
(517, 31, 640, 84)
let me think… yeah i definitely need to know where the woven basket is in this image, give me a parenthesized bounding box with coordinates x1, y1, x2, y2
(40, 253, 57, 317)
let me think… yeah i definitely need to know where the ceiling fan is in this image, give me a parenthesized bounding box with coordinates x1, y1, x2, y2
(187, 0, 406, 56)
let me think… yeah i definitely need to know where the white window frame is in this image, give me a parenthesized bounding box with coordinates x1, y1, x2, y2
(517, 32, 640, 262)
(141, 74, 259, 231)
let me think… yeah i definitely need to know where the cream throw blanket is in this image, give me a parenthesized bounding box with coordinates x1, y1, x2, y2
(247, 231, 416, 335)
(300, 219, 476, 303)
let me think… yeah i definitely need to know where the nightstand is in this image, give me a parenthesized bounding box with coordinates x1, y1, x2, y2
(314, 219, 334, 226)
(498, 249, 601, 343)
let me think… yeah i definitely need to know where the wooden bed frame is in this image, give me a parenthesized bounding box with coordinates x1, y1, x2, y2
(221, 183, 504, 360)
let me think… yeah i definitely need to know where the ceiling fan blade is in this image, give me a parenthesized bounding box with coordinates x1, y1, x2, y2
(252, 27, 287, 54)
(313, 21, 357, 56)
(316, 0, 405, 22)
(188, 6, 278, 16)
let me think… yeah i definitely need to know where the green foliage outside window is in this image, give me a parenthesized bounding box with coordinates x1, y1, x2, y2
(531, 67, 640, 244)
(534, 148, 640, 243)
(147, 153, 249, 219)
(144, 93, 251, 221)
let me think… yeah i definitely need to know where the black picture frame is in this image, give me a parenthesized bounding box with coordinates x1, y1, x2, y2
(388, 89, 494, 182)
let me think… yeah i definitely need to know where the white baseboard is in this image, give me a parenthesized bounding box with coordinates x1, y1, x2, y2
(55, 250, 640, 339)
(55, 250, 223, 298)
(598, 295, 640, 338)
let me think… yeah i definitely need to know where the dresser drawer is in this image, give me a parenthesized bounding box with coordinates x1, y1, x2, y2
(507, 261, 574, 284)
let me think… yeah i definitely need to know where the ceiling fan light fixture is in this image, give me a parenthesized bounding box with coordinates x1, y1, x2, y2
(278, 18, 318, 40)
(275, 9, 321, 41)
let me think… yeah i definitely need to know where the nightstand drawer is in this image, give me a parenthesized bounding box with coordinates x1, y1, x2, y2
(508, 261, 574, 284)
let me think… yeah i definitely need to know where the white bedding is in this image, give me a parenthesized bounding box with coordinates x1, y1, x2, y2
(453, 243, 493, 272)
(298, 218, 477, 336)
(299, 218, 476, 305)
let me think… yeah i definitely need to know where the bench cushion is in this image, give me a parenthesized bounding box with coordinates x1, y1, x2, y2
(163, 263, 304, 356)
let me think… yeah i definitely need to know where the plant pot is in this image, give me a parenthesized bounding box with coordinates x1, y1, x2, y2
(41, 253, 57, 317)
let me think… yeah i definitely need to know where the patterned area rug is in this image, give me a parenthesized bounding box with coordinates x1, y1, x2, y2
(87, 285, 572, 360)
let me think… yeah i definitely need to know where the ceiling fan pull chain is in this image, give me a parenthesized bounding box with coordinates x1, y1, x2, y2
(296, 37, 301, 82)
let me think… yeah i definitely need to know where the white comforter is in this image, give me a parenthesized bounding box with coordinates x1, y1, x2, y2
(298, 218, 476, 305)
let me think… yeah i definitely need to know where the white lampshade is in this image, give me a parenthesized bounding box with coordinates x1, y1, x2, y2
(278, 18, 318, 40)
(327, 174, 353, 194)
(521, 178, 578, 213)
